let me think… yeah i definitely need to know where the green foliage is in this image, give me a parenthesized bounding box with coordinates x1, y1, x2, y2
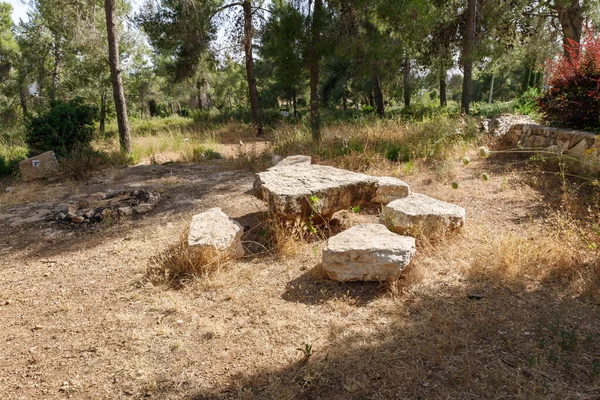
(0, 135, 28, 176)
(470, 102, 516, 118)
(385, 144, 411, 163)
(182, 145, 223, 163)
(515, 87, 541, 115)
(0, 2, 18, 83)
(25, 99, 98, 156)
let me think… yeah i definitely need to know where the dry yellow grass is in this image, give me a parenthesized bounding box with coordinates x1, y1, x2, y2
(1, 121, 599, 399)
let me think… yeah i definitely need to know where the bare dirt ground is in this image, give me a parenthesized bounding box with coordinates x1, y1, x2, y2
(0, 148, 599, 399)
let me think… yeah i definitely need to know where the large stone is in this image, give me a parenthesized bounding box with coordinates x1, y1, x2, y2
(380, 193, 465, 236)
(254, 164, 410, 220)
(188, 208, 244, 259)
(275, 155, 312, 167)
(322, 224, 416, 282)
(18, 151, 58, 181)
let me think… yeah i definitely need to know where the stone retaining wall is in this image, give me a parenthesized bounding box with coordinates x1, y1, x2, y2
(501, 123, 600, 171)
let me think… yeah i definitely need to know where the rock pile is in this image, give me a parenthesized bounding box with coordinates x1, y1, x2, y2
(54, 189, 160, 224)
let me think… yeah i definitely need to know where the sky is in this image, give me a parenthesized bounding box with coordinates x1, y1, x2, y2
(6, 0, 143, 24)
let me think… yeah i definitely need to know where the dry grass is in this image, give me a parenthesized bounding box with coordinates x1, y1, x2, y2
(1, 119, 600, 400)
(148, 232, 234, 285)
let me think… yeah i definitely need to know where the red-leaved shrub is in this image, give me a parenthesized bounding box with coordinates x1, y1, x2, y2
(539, 31, 600, 131)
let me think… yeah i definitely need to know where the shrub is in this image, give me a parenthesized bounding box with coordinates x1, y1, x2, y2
(538, 31, 600, 131)
(0, 135, 28, 176)
(470, 101, 515, 118)
(181, 145, 224, 162)
(56, 147, 108, 180)
(25, 98, 98, 156)
(515, 87, 541, 115)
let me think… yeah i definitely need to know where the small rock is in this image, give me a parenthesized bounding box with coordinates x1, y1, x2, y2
(4, 299, 13, 305)
(65, 205, 79, 219)
(84, 209, 96, 219)
(5, 186, 14, 193)
(133, 203, 155, 214)
(99, 209, 113, 220)
(468, 293, 483, 300)
(118, 207, 132, 216)
(71, 216, 85, 224)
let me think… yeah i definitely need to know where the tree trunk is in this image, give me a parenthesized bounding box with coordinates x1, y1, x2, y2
(555, 0, 583, 60)
(372, 74, 384, 117)
(51, 32, 61, 102)
(461, 0, 476, 115)
(439, 63, 447, 107)
(243, 0, 263, 137)
(19, 86, 28, 118)
(196, 79, 204, 110)
(104, 0, 132, 154)
(293, 88, 298, 118)
(403, 58, 411, 108)
(100, 88, 107, 134)
(488, 75, 495, 104)
(310, 0, 323, 141)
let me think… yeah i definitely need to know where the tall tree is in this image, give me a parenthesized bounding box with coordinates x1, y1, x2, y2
(310, 0, 323, 141)
(104, 0, 131, 153)
(242, 0, 262, 136)
(461, 0, 476, 114)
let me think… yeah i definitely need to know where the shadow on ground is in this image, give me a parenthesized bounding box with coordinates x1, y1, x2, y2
(185, 269, 600, 400)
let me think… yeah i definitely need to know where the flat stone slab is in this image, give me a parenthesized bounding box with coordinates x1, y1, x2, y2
(322, 224, 416, 282)
(254, 164, 410, 219)
(380, 193, 465, 236)
(188, 208, 244, 258)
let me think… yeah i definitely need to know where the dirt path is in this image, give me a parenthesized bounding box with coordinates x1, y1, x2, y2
(0, 158, 599, 399)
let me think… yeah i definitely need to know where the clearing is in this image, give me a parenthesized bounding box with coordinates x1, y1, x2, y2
(0, 136, 599, 400)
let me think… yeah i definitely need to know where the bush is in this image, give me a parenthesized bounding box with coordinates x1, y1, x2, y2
(0, 131, 28, 176)
(470, 101, 515, 118)
(515, 87, 541, 115)
(539, 32, 600, 131)
(25, 99, 98, 156)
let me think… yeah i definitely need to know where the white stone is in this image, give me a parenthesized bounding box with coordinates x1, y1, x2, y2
(323, 224, 416, 282)
(380, 193, 465, 236)
(275, 155, 312, 167)
(254, 164, 410, 219)
(188, 208, 244, 258)
(372, 176, 410, 203)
